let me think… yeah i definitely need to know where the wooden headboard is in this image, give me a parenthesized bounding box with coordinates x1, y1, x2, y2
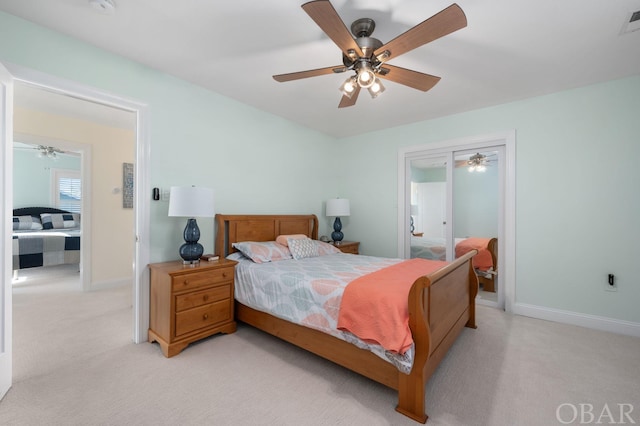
(13, 207, 72, 218)
(215, 214, 319, 257)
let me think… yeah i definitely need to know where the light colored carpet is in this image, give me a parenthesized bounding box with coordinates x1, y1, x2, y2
(2, 267, 640, 425)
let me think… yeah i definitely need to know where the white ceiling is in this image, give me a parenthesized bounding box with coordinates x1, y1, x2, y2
(2, 0, 640, 138)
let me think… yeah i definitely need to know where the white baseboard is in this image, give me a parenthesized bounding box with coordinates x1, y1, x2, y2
(513, 302, 640, 338)
(90, 277, 131, 291)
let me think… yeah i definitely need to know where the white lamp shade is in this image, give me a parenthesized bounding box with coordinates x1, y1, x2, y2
(168, 186, 215, 218)
(326, 198, 350, 217)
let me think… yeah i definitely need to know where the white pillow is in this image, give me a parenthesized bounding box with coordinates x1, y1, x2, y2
(13, 215, 43, 231)
(288, 238, 319, 260)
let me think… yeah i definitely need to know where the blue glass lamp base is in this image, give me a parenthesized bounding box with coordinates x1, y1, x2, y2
(331, 217, 344, 243)
(179, 218, 204, 264)
(179, 242, 204, 264)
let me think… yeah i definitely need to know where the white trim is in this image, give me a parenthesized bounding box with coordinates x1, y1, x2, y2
(513, 303, 640, 338)
(397, 130, 516, 312)
(3, 62, 150, 344)
(133, 104, 151, 344)
(0, 60, 14, 400)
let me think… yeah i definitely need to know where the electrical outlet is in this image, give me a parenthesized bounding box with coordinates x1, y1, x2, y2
(160, 189, 170, 201)
(605, 273, 617, 292)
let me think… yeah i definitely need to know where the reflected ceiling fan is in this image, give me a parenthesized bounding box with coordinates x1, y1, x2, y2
(455, 152, 497, 172)
(273, 1, 467, 108)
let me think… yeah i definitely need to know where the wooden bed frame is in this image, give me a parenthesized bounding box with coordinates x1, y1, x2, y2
(215, 214, 478, 423)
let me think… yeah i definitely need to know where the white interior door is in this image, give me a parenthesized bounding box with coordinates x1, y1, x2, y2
(0, 62, 14, 400)
(415, 182, 446, 238)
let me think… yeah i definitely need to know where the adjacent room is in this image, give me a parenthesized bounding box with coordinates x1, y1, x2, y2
(1, 0, 639, 424)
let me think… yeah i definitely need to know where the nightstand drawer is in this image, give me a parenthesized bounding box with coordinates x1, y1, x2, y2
(175, 285, 231, 312)
(171, 267, 233, 292)
(175, 300, 231, 336)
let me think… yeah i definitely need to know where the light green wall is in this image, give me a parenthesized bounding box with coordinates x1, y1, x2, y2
(339, 75, 640, 323)
(1, 10, 639, 325)
(13, 148, 80, 208)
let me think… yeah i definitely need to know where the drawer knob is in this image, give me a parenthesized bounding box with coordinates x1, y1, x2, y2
(203, 295, 209, 301)
(203, 313, 209, 320)
(183, 280, 189, 285)
(222, 272, 227, 278)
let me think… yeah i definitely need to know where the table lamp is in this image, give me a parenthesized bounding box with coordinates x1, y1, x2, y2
(326, 198, 350, 244)
(168, 186, 215, 264)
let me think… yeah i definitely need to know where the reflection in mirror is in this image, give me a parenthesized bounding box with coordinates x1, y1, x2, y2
(409, 156, 449, 263)
(453, 150, 500, 302)
(408, 150, 501, 303)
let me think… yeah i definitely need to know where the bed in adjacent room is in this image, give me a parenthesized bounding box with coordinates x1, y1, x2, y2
(12, 207, 81, 272)
(215, 214, 478, 423)
(411, 235, 498, 292)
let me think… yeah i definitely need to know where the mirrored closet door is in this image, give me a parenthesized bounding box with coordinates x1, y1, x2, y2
(403, 145, 504, 305)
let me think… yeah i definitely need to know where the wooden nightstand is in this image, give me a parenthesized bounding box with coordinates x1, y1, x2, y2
(332, 241, 360, 254)
(148, 258, 237, 357)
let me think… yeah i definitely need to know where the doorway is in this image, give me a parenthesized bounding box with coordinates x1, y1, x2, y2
(12, 134, 91, 291)
(397, 131, 516, 311)
(0, 63, 151, 374)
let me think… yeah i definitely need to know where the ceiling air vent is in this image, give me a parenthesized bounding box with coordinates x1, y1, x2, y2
(621, 10, 640, 34)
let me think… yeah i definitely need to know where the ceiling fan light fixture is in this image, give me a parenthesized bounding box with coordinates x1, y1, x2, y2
(468, 164, 486, 173)
(467, 153, 488, 172)
(339, 76, 358, 98)
(367, 78, 385, 99)
(356, 67, 375, 89)
(356, 61, 376, 89)
(37, 145, 60, 160)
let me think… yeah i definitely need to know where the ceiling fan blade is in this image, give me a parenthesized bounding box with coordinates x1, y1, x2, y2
(302, 0, 364, 59)
(273, 65, 347, 82)
(374, 3, 467, 62)
(377, 64, 441, 91)
(338, 85, 360, 108)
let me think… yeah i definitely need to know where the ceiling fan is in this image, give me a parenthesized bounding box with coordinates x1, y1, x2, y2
(455, 152, 497, 172)
(273, 1, 467, 108)
(14, 144, 69, 160)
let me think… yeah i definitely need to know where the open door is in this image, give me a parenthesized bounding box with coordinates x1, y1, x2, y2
(0, 62, 14, 399)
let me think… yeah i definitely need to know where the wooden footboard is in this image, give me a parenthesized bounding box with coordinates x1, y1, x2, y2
(215, 214, 478, 423)
(397, 249, 478, 422)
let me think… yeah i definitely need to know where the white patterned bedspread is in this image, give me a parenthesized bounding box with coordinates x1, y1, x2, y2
(229, 251, 416, 374)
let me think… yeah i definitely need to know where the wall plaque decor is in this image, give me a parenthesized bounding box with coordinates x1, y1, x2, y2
(123, 162, 134, 209)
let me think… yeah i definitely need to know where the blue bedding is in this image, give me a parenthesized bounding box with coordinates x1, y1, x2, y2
(12, 228, 80, 270)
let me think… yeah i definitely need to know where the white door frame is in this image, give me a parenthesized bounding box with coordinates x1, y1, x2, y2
(0, 61, 14, 400)
(397, 130, 516, 312)
(1, 62, 151, 346)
